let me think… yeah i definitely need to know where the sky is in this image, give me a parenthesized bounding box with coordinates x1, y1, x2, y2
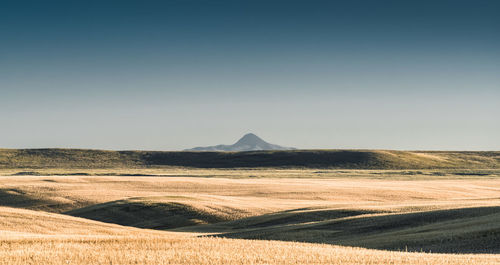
(1, 0, 499, 150)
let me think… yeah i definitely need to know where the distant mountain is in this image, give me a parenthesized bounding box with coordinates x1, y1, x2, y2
(185, 133, 295, 152)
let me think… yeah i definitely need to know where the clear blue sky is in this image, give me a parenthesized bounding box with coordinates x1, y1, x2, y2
(1, 0, 499, 150)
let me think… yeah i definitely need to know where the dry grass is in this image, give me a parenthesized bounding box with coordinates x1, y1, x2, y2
(1, 174, 500, 212)
(1, 171, 500, 264)
(0, 207, 498, 265)
(2, 237, 500, 265)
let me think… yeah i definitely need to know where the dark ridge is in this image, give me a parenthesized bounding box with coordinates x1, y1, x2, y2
(141, 150, 378, 168)
(0, 148, 499, 169)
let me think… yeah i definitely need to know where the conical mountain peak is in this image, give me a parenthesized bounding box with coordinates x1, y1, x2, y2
(235, 133, 267, 146)
(186, 133, 295, 152)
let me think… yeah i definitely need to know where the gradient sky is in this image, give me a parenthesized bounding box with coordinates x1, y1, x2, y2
(1, 0, 499, 150)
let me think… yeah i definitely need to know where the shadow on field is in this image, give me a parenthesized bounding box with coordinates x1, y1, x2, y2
(61, 198, 500, 254)
(65, 199, 231, 229)
(0, 188, 77, 212)
(0, 189, 53, 209)
(224, 208, 379, 229)
(209, 206, 500, 254)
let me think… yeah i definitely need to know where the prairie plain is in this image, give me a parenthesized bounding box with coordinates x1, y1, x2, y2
(1, 174, 500, 264)
(1, 150, 500, 264)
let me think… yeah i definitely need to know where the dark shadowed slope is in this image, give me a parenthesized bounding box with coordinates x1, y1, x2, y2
(65, 199, 230, 230)
(185, 133, 295, 151)
(205, 206, 500, 254)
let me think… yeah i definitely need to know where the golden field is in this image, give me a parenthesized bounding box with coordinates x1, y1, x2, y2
(1, 169, 500, 264)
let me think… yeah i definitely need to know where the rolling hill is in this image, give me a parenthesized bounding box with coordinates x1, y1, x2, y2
(0, 148, 498, 170)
